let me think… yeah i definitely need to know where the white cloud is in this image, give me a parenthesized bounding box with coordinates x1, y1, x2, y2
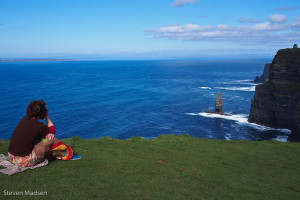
(268, 14, 287, 23)
(238, 17, 261, 23)
(252, 22, 287, 31)
(273, 6, 300, 11)
(172, 0, 200, 7)
(145, 14, 300, 44)
(291, 16, 300, 29)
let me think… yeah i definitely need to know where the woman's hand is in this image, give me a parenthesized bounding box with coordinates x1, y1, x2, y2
(46, 133, 54, 140)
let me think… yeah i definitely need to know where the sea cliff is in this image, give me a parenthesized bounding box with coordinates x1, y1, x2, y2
(254, 63, 271, 83)
(248, 48, 300, 141)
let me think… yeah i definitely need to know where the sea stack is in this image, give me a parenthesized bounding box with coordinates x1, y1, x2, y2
(215, 91, 223, 113)
(204, 92, 230, 116)
(248, 46, 300, 142)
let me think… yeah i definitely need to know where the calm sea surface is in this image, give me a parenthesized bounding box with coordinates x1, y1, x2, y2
(0, 60, 291, 141)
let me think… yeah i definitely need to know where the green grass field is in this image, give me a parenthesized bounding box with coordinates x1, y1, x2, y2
(1, 135, 299, 200)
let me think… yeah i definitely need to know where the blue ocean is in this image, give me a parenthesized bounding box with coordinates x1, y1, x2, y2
(0, 60, 291, 141)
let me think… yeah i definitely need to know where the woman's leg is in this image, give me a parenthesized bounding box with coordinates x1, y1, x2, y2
(33, 137, 60, 163)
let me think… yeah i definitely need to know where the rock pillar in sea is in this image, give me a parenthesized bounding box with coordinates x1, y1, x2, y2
(215, 91, 223, 113)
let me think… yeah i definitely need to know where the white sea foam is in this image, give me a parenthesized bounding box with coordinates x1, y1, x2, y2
(225, 134, 232, 141)
(231, 79, 255, 83)
(222, 79, 258, 85)
(199, 87, 211, 90)
(230, 79, 251, 82)
(186, 112, 291, 134)
(274, 135, 288, 142)
(195, 112, 249, 123)
(215, 86, 256, 92)
(186, 113, 198, 116)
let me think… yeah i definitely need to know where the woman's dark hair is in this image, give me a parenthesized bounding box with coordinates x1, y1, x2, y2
(26, 100, 48, 119)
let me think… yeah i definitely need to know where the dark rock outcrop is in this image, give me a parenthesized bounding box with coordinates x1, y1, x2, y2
(215, 91, 223, 113)
(288, 101, 300, 141)
(205, 91, 231, 116)
(254, 63, 271, 83)
(248, 48, 300, 142)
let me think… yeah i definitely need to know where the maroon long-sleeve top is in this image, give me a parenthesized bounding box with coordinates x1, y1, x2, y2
(8, 116, 56, 157)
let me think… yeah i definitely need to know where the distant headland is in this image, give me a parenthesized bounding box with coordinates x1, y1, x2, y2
(0, 59, 74, 62)
(249, 44, 300, 142)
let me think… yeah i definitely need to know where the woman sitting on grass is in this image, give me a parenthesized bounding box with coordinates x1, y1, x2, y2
(8, 100, 68, 167)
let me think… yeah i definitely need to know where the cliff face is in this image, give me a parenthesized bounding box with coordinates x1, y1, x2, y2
(248, 48, 300, 141)
(254, 63, 271, 83)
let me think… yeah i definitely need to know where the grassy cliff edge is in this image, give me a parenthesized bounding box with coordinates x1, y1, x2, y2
(1, 135, 300, 200)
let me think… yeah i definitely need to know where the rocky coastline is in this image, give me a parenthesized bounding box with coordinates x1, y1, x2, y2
(249, 47, 300, 142)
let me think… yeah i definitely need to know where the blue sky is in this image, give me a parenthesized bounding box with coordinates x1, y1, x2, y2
(0, 0, 299, 59)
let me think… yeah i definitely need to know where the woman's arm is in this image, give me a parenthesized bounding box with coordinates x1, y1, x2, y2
(45, 116, 55, 140)
(45, 116, 54, 127)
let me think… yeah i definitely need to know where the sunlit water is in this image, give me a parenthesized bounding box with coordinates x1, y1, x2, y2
(0, 60, 290, 141)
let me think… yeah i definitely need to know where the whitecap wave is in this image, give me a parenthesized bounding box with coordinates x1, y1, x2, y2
(231, 79, 255, 84)
(186, 113, 198, 116)
(232, 79, 252, 82)
(215, 86, 256, 92)
(222, 80, 258, 85)
(225, 134, 232, 141)
(190, 112, 249, 123)
(186, 112, 291, 134)
(274, 135, 288, 142)
(199, 87, 211, 90)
